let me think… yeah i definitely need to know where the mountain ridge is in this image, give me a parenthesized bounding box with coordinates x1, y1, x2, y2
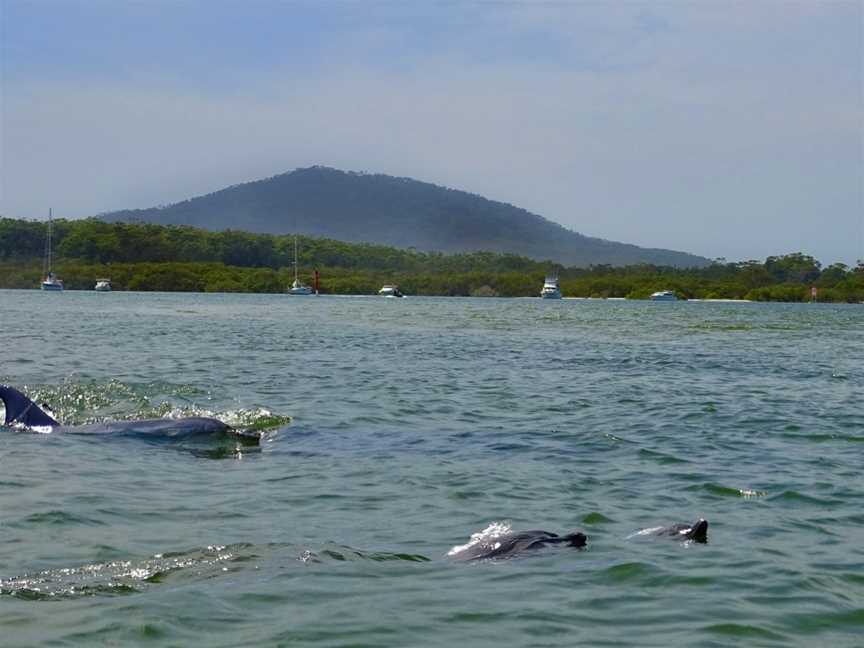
(103, 166, 709, 267)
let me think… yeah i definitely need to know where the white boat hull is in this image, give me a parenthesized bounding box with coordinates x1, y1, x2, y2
(650, 291, 678, 301)
(540, 275, 561, 299)
(287, 286, 314, 295)
(379, 285, 404, 298)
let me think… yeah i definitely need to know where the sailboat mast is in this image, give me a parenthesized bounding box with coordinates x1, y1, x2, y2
(43, 208, 53, 277)
(48, 208, 53, 274)
(293, 235, 299, 282)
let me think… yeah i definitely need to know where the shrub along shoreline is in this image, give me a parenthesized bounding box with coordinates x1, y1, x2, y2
(1, 218, 861, 301)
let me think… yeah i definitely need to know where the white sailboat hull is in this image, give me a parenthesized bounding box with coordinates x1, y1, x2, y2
(287, 286, 314, 295)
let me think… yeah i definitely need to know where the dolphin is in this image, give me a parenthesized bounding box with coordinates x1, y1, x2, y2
(449, 530, 587, 561)
(643, 519, 709, 543)
(0, 384, 262, 444)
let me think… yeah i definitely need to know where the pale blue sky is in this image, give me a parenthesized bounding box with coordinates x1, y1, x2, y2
(2, 0, 862, 264)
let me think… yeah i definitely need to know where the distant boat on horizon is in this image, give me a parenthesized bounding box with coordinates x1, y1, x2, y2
(41, 209, 64, 292)
(94, 278, 112, 292)
(650, 290, 678, 302)
(287, 235, 315, 295)
(379, 285, 405, 298)
(540, 275, 561, 299)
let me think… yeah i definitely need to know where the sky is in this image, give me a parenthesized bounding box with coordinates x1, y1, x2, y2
(1, 0, 862, 265)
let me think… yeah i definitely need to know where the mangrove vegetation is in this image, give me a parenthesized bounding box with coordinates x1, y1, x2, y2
(1, 217, 862, 301)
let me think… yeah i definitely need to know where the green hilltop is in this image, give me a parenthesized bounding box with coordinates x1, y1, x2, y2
(101, 166, 710, 268)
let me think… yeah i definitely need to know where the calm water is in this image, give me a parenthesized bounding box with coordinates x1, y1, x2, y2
(1, 291, 862, 647)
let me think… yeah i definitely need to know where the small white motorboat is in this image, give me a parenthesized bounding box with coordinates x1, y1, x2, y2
(379, 285, 405, 298)
(540, 275, 562, 299)
(94, 278, 112, 292)
(650, 290, 678, 301)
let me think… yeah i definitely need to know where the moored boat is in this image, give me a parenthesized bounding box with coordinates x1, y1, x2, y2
(286, 235, 315, 295)
(379, 285, 405, 298)
(94, 278, 112, 292)
(41, 272, 64, 291)
(650, 290, 678, 301)
(288, 278, 313, 295)
(40, 209, 63, 292)
(540, 276, 561, 299)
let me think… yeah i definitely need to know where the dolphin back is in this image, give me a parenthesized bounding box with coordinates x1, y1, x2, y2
(0, 385, 59, 427)
(454, 530, 586, 561)
(67, 417, 234, 437)
(62, 416, 265, 445)
(650, 519, 709, 543)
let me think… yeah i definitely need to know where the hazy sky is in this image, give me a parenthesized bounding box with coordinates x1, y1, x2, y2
(2, 1, 862, 264)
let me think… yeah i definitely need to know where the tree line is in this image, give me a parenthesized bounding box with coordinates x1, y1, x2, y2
(1, 217, 862, 301)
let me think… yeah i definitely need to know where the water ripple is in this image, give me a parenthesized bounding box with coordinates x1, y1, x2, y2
(2, 294, 862, 646)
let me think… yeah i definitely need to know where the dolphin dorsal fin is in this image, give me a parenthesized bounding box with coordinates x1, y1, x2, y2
(0, 385, 59, 427)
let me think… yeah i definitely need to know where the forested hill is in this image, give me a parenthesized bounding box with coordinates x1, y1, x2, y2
(103, 166, 709, 268)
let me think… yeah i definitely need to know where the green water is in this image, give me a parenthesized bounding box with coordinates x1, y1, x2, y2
(1, 291, 862, 646)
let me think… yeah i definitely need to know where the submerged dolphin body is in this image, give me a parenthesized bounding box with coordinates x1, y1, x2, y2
(450, 530, 587, 561)
(646, 519, 709, 543)
(0, 385, 261, 444)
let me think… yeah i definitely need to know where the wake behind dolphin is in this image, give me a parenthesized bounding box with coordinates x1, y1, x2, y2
(0, 384, 267, 445)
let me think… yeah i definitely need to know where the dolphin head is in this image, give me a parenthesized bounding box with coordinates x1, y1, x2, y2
(0, 385, 59, 428)
(562, 532, 587, 548)
(685, 519, 709, 543)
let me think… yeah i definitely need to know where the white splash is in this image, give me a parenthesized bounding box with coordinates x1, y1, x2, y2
(164, 406, 216, 420)
(447, 521, 511, 557)
(14, 423, 54, 435)
(739, 488, 767, 498)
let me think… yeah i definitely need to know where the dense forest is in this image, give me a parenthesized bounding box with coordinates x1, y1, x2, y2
(1, 217, 862, 301)
(101, 166, 709, 268)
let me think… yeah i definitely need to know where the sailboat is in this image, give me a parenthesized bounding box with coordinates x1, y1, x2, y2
(287, 235, 314, 295)
(41, 209, 64, 291)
